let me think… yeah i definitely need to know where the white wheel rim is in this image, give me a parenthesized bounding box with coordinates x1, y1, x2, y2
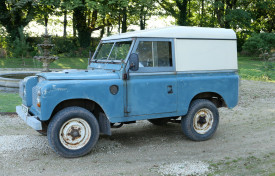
(193, 108, 214, 134)
(59, 118, 91, 150)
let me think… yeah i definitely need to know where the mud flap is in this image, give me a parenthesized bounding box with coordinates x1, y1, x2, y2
(98, 112, 111, 136)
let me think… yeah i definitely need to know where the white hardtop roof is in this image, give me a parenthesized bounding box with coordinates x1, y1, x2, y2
(102, 26, 236, 41)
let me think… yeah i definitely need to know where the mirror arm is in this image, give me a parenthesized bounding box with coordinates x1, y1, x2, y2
(124, 63, 132, 80)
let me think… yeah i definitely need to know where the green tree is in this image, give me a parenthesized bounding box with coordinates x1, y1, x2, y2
(0, 0, 37, 40)
(67, 0, 113, 47)
(242, 33, 275, 57)
(158, 0, 189, 26)
(35, 0, 61, 27)
(249, 0, 275, 33)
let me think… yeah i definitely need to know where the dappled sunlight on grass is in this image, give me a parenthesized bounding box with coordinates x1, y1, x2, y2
(238, 57, 275, 82)
(0, 57, 86, 69)
(0, 92, 21, 112)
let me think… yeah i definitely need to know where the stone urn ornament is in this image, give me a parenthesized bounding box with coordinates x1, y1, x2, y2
(34, 27, 59, 72)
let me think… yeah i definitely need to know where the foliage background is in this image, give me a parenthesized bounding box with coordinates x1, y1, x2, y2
(0, 0, 274, 58)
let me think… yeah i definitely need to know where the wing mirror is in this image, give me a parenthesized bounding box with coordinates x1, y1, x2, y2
(123, 53, 139, 80)
(128, 53, 139, 71)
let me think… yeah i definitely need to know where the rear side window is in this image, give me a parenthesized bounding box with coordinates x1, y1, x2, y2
(136, 41, 172, 67)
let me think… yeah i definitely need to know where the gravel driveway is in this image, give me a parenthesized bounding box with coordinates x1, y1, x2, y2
(0, 80, 274, 176)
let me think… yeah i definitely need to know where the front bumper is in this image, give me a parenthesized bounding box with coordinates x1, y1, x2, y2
(16, 105, 42, 130)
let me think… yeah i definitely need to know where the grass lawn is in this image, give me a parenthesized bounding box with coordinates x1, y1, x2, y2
(209, 153, 275, 176)
(238, 57, 275, 82)
(0, 56, 274, 112)
(0, 57, 88, 69)
(0, 92, 21, 112)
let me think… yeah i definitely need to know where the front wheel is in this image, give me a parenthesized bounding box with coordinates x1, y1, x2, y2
(181, 99, 219, 141)
(47, 106, 99, 158)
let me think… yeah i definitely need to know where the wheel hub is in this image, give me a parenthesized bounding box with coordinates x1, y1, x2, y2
(193, 108, 214, 134)
(197, 116, 207, 126)
(68, 127, 81, 140)
(59, 118, 92, 150)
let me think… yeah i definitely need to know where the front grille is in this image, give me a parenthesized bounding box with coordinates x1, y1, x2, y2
(32, 86, 38, 107)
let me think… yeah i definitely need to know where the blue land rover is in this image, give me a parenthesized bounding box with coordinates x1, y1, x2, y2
(17, 26, 239, 157)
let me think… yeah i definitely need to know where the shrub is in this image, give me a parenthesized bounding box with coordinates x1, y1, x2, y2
(0, 36, 7, 58)
(27, 37, 100, 57)
(242, 33, 275, 58)
(51, 37, 78, 56)
(8, 28, 31, 59)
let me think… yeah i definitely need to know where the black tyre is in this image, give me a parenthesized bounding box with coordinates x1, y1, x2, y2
(36, 122, 48, 136)
(148, 118, 169, 126)
(47, 106, 99, 158)
(181, 99, 219, 141)
(36, 130, 47, 136)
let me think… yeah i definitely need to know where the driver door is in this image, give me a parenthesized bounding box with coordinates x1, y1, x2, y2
(125, 38, 177, 116)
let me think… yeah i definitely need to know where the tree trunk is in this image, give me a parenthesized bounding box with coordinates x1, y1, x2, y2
(140, 6, 145, 30)
(44, 15, 48, 27)
(100, 18, 105, 38)
(215, 0, 225, 28)
(73, 7, 92, 48)
(176, 0, 188, 26)
(118, 13, 121, 33)
(73, 14, 76, 37)
(224, 0, 232, 28)
(63, 10, 67, 37)
(200, 0, 204, 26)
(122, 7, 127, 33)
(188, 0, 191, 18)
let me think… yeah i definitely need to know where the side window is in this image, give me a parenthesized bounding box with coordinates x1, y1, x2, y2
(136, 41, 172, 67)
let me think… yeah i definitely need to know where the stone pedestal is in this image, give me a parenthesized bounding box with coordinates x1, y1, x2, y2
(34, 27, 59, 72)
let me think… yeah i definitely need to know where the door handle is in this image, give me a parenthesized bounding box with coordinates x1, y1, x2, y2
(167, 85, 173, 94)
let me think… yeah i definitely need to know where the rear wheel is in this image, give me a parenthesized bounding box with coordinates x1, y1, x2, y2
(181, 99, 219, 141)
(47, 106, 99, 158)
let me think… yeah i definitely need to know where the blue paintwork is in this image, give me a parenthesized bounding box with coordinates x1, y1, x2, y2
(21, 67, 238, 124)
(38, 69, 120, 80)
(20, 76, 38, 107)
(31, 69, 124, 121)
(176, 72, 239, 114)
(126, 74, 177, 116)
(18, 38, 239, 129)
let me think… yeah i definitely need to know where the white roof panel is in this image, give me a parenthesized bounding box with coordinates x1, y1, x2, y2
(102, 26, 236, 41)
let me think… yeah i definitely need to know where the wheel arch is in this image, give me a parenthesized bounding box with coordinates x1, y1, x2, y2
(45, 98, 104, 122)
(45, 98, 111, 135)
(191, 92, 227, 108)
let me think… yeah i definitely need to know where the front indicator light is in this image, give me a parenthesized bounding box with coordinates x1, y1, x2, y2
(37, 96, 41, 107)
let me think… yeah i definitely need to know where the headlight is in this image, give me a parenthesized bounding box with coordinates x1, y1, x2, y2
(37, 88, 41, 96)
(23, 85, 26, 97)
(37, 96, 41, 103)
(38, 76, 46, 83)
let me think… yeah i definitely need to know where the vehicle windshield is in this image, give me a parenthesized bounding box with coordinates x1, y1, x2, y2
(93, 41, 132, 62)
